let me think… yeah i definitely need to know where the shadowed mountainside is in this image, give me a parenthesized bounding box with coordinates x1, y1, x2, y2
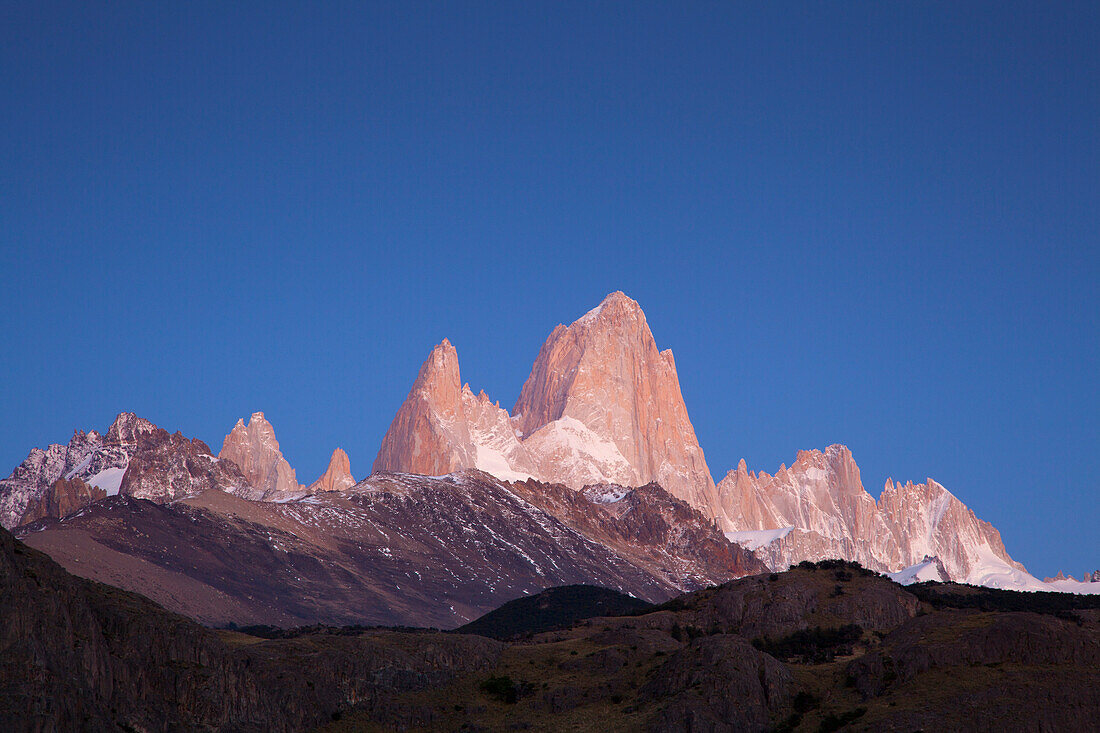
(455, 584, 651, 640)
(5, 525, 1100, 732)
(16, 471, 762, 628)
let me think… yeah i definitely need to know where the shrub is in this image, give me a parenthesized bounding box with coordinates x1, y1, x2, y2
(752, 625, 863, 663)
(480, 675, 517, 704)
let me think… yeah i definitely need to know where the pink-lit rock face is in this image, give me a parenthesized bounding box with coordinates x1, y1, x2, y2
(219, 412, 302, 498)
(715, 445, 1029, 586)
(373, 292, 719, 512)
(372, 339, 540, 480)
(514, 291, 719, 511)
(369, 293, 1038, 590)
(307, 447, 355, 493)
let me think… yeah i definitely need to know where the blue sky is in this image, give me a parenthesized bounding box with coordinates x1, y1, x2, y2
(2, 2, 1096, 577)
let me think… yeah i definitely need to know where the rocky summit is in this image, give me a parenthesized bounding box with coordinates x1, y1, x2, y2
(219, 411, 303, 498)
(374, 292, 720, 512)
(307, 447, 356, 493)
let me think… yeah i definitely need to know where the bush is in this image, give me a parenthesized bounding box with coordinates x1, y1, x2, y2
(480, 675, 518, 704)
(752, 625, 863, 663)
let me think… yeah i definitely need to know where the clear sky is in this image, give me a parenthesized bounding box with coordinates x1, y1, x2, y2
(2, 2, 1097, 578)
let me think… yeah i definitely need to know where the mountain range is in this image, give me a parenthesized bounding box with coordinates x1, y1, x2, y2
(1, 292, 1096, 630)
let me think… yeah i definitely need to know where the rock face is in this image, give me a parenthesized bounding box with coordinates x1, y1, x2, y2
(120, 427, 256, 503)
(373, 339, 539, 480)
(307, 448, 355, 493)
(0, 412, 155, 529)
(219, 412, 302, 498)
(715, 445, 1033, 588)
(0, 524, 502, 731)
(20, 478, 107, 525)
(17, 471, 762, 628)
(374, 293, 719, 512)
(513, 291, 718, 510)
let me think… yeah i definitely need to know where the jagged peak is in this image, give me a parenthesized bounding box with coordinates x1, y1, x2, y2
(416, 339, 461, 387)
(571, 291, 648, 332)
(105, 412, 157, 444)
(883, 476, 951, 496)
(307, 447, 355, 493)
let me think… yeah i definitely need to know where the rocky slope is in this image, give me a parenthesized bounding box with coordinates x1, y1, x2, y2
(16, 471, 760, 627)
(0, 524, 501, 732)
(328, 562, 1100, 733)
(509, 479, 765, 590)
(219, 411, 303, 498)
(6, 506, 1100, 732)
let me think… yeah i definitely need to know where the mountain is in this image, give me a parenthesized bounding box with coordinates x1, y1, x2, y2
(2, 292, 1092, 606)
(15, 469, 760, 627)
(374, 292, 720, 511)
(0, 412, 256, 529)
(512, 291, 719, 510)
(218, 411, 302, 498)
(0, 523, 501, 731)
(371, 292, 1054, 590)
(714, 445, 1043, 589)
(373, 339, 539, 480)
(307, 447, 355, 492)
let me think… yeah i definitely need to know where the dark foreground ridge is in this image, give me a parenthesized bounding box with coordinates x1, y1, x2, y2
(4, 531, 1100, 732)
(455, 584, 652, 640)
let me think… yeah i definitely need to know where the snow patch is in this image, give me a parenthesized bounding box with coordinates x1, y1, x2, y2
(724, 526, 795, 551)
(1043, 578, 1100, 595)
(586, 485, 631, 504)
(887, 558, 945, 584)
(88, 467, 126, 496)
(64, 454, 93, 480)
(473, 444, 535, 483)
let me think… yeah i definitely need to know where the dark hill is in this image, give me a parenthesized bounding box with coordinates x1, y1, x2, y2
(0, 526, 500, 731)
(455, 584, 651, 640)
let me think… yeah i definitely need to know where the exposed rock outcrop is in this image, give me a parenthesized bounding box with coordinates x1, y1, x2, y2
(373, 339, 538, 480)
(19, 477, 106, 525)
(219, 412, 302, 498)
(1, 413, 154, 528)
(513, 291, 718, 510)
(307, 447, 355, 493)
(120, 427, 256, 502)
(715, 445, 1033, 588)
(374, 293, 719, 512)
